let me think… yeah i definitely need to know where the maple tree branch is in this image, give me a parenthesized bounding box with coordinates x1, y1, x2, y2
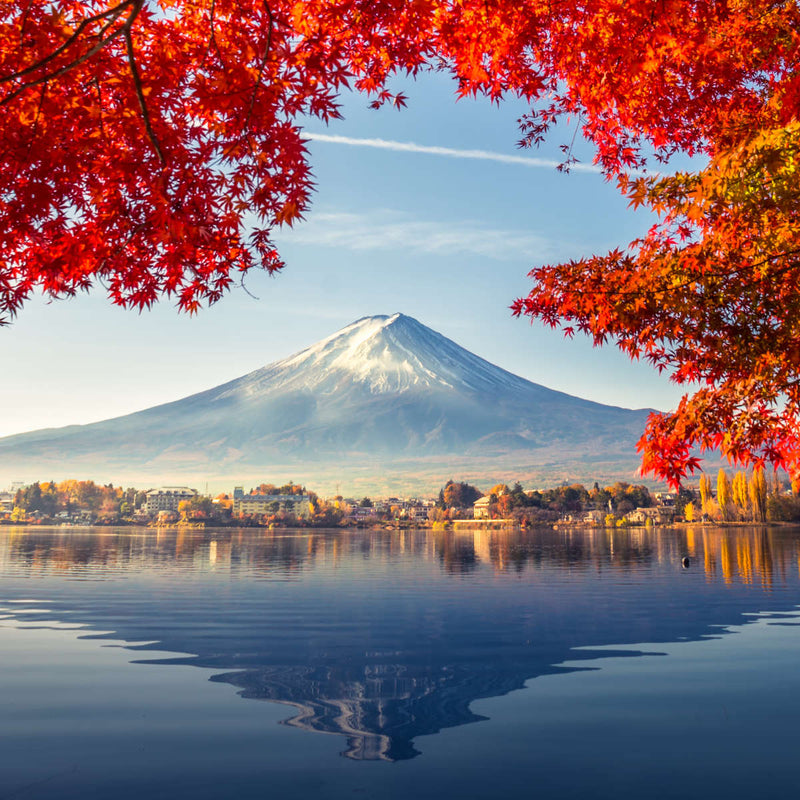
(8, 84, 48, 188)
(204, 0, 226, 65)
(29, 84, 46, 138)
(557, 113, 586, 171)
(751, 0, 789, 23)
(97, 3, 134, 39)
(92, 77, 107, 141)
(526, 246, 800, 305)
(18, 0, 34, 42)
(243, 1, 276, 131)
(657, 248, 800, 296)
(239, 272, 261, 300)
(0, 1, 142, 108)
(636, 247, 800, 301)
(124, 25, 166, 165)
(96, 223, 146, 277)
(1, 1, 135, 85)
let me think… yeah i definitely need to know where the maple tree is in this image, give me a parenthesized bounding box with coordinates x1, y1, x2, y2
(2, 1, 799, 483)
(510, 2, 800, 485)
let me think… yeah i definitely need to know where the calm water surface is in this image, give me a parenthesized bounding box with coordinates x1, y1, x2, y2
(1, 525, 800, 798)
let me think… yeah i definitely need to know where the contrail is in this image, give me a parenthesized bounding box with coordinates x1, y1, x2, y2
(304, 132, 605, 174)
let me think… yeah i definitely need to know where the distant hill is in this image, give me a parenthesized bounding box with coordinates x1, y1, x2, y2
(0, 314, 654, 493)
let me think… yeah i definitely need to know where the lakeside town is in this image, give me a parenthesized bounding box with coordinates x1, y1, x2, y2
(2, 467, 799, 528)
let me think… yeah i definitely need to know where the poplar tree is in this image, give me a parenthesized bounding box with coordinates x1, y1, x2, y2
(698, 473, 713, 519)
(749, 466, 768, 524)
(717, 469, 732, 523)
(732, 471, 750, 521)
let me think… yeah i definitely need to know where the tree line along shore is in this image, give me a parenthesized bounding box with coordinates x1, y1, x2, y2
(2, 467, 798, 529)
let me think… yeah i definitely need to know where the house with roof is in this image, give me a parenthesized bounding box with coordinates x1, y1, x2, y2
(473, 496, 491, 520)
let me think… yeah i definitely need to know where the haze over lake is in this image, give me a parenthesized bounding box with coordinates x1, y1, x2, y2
(2, 525, 800, 799)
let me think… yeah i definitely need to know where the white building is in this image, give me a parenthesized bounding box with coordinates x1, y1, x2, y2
(144, 487, 198, 515)
(473, 496, 491, 520)
(232, 487, 312, 518)
(0, 491, 14, 513)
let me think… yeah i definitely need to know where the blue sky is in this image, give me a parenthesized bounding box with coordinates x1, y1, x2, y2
(0, 72, 685, 438)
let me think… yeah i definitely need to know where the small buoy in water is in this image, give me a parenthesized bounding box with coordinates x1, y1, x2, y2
(682, 557, 690, 568)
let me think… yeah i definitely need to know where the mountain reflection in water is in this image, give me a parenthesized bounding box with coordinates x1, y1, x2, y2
(1, 525, 799, 761)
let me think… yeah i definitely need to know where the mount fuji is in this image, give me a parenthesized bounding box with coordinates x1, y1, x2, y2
(0, 314, 654, 493)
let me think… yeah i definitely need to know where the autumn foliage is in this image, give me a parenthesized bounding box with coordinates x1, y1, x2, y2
(507, 2, 800, 485)
(3, 1, 800, 483)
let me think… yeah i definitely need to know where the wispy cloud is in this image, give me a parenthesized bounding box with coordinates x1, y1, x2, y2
(304, 132, 605, 175)
(274, 210, 580, 262)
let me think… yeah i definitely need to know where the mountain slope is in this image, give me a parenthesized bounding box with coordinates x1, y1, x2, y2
(0, 314, 654, 491)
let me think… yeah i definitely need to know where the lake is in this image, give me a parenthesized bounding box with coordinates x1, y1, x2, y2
(1, 525, 799, 799)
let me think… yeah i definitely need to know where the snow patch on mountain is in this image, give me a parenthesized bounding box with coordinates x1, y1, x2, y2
(214, 312, 562, 401)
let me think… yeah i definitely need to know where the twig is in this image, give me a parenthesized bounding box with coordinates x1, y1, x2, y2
(18, 0, 34, 43)
(240, 272, 261, 300)
(30, 83, 46, 137)
(243, 1, 276, 131)
(204, 0, 226, 65)
(124, 26, 166, 165)
(93, 77, 107, 141)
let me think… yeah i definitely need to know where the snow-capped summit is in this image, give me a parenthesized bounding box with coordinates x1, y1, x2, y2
(0, 314, 653, 491)
(272, 313, 457, 394)
(215, 313, 549, 399)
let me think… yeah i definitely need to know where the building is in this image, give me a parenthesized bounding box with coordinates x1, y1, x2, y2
(473, 496, 491, 520)
(654, 492, 678, 506)
(232, 486, 312, 518)
(0, 491, 14, 514)
(144, 487, 198, 515)
(626, 506, 675, 525)
(406, 502, 430, 522)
